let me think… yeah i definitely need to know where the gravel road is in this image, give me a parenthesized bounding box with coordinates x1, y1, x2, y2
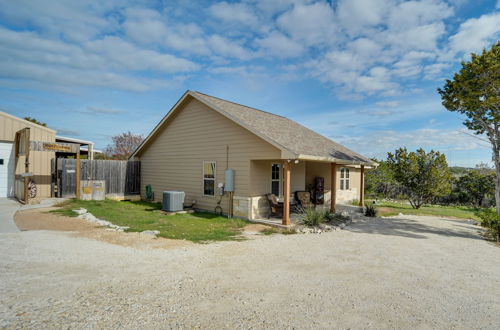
(1, 214, 499, 329)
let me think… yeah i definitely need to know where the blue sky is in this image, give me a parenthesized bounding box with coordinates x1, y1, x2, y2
(0, 0, 499, 166)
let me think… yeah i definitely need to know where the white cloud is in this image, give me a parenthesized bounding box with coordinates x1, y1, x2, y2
(339, 128, 489, 162)
(386, 0, 453, 30)
(276, 2, 337, 47)
(0, 0, 118, 41)
(449, 12, 500, 55)
(255, 31, 305, 58)
(0, 27, 197, 91)
(423, 62, 450, 80)
(0, 0, 498, 100)
(209, 2, 259, 28)
(84, 36, 199, 73)
(383, 22, 447, 51)
(375, 101, 401, 108)
(336, 0, 390, 35)
(84, 107, 126, 115)
(122, 8, 169, 45)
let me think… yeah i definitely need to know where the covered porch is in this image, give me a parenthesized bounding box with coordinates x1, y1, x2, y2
(248, 158, 369, 225)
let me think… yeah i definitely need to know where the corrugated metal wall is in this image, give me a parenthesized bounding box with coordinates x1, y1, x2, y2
(0, 111, 56, 198)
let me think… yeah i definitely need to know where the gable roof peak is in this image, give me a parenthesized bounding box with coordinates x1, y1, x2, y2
(132, 91, 374, 166)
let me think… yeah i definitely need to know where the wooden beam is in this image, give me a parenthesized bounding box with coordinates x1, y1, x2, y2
(330, 162, 337, 213)
(76, 152, 81, 199)
(282, 161, 291, 226)
(359, 165, 365, 207)
(24, 128, 30, 204)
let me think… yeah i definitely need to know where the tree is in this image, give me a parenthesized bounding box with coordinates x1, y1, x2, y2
(438, 42, 500, 214)
(24, 117, 47, 127)
(104, 132, 143, 160)
(365, 159, 404, 199)
(454, 170, 495, 207)
(387, 148, 452, 209)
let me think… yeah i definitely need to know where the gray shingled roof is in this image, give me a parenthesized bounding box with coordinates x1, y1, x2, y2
(191, 91, 374, 166)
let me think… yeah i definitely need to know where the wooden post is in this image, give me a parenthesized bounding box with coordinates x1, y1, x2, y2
(359, 165, 365, 207)
(76, 152, 81, 199)
(24, 128, 30, 204)
(282, 161, 291, 226)
(330, 162, 337, 213)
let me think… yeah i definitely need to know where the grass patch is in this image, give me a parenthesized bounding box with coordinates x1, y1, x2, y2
(372, 200, 481, 220)
(50, 208, 79, 217)
(259, 227, 297, 236)
(260, 228, 278, 235)
(52, 199, 248, 243)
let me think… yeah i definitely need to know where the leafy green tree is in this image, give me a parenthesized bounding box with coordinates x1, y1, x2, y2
(438, 41, 500, 214)
(24, 117, 47, 127)
(387, 148, 452, 209)
(365, 159, 403, 199)
(454, 170, 495, 207)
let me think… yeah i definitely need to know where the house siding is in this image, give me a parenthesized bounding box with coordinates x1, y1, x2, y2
(138, 97, 281, 214)
(305, 161, 360, 205)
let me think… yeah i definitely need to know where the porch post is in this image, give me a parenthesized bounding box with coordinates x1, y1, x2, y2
(76, 151, 81, 199)
(282, 161, 291, 226)
(359, 165, 365, 207)
(330, 162, 337, 213)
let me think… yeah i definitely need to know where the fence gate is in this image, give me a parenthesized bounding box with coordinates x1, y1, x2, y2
(55, 159, 140, 198)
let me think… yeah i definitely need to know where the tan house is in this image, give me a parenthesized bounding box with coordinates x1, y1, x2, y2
(131, 91, 375, 225)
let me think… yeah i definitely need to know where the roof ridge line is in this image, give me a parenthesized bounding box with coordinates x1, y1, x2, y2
(193, 91, 287, 119)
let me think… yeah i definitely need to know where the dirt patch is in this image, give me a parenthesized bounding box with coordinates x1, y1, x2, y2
(14, 208, 193, 250)
(242, 223, 271, 232)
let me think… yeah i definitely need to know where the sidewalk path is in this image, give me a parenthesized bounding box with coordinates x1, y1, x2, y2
(0, 198, 20, 233)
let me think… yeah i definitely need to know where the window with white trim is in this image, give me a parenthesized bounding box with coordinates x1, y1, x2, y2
(203, 161, 216, 196)
(340, 167, 350, 190)
(271, 163, 281, 196)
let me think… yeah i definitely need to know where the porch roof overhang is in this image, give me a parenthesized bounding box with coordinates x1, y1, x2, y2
(278, 151, 377, 168)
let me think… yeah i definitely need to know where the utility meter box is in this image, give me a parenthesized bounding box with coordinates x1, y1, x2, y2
(224, 169, 234, 192)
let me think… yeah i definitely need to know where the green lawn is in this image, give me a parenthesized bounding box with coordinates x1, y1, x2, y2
(51, 199, 248, 243)
(371, 200, 481, 220)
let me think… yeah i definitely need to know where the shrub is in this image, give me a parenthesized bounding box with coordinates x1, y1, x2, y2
(323, 211, 337, 222)
(300, 207, 327, 226)
(350, 199, 360, 206)
(364, 204, 377, 217)
(327, 212, 350, 222)
(476, 209, 500, 242)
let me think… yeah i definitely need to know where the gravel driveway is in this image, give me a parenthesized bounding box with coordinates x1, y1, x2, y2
(1, 214, 499, 329)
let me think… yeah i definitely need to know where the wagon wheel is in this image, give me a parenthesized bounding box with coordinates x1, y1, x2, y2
(28, 179, 37, 199)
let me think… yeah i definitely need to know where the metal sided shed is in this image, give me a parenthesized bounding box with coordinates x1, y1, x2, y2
(0, 111, 56, 200)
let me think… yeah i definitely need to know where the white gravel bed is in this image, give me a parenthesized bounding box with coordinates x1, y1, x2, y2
(0, 215, 499, 329)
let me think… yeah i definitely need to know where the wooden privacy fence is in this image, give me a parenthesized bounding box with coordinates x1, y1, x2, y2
(54, 159, 140, 198)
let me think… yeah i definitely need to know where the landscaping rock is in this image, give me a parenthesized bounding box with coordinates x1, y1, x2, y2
(72, 208, 87, 215)
(74, 209, 129, 231)
(141, 230, 160, 236)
